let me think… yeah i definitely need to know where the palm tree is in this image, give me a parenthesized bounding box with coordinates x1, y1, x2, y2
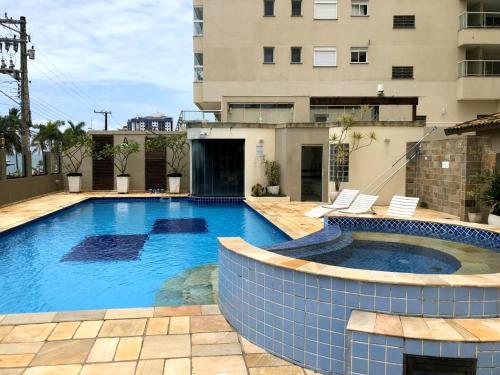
(65, 121, 86, 138)
(0, 108, 22, 156)
(32, 120, 64, 153)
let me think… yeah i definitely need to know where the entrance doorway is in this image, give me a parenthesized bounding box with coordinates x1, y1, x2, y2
(301, 145, 323, 201)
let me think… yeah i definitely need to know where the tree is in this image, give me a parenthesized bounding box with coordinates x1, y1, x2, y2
(32, 120, 64, 153)
(61, 134, 93, 176)
(146, 132, 189, 177)
(97, 139, 140, 176)
(0, 108, 22, 156)
(329, 113, 377, 191)
(65, 121, 86, 138)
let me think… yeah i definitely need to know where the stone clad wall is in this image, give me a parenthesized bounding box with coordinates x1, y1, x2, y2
(406, 135, 497, 220)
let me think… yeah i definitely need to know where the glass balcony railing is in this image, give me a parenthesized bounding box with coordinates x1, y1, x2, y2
(458, 60, 500, 77)
(459, 12, 500, 29)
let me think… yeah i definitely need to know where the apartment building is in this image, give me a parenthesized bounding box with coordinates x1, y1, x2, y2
(127, 112, 174, 132)
(193, 0, 500, 130)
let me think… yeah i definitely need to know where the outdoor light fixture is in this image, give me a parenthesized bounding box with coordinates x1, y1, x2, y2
(28, 46, 35, 60)
(8, 59, 14, 69)
(0, 59, 5, 69)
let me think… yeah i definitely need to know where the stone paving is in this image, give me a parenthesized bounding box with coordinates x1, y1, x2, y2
(0, 305, 316, 375)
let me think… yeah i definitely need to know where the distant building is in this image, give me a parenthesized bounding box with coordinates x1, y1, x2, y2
(127, 112, 174, 132)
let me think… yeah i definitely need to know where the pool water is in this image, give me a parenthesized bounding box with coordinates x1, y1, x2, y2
(0, 199, 289, 313)
(304, 239, 462, 274)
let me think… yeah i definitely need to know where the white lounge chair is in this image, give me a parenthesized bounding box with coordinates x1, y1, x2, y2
(386, 196, 420, 218)
(338, 194, 379, 215)
(304, 189, 360, 218)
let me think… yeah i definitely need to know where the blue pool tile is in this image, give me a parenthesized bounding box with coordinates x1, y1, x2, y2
(478, 352, 493, 367)
(455, 288, 470, 301)
(439, 287, 454, 301)
(438, 301, 454, 316)
(352, 342, 368, 359)
(470, 302, 484, 316)
(375, 283, 391, 297)
(352, 332, 368, 343)
(332, 359, 344, 374)
(333, 333, 346, 347)
(332, 278, 345, 291)
(332, 291, 346, 305)
(386, 346, 403, 364)
(484, 288, 497, 301)
(318, 356, 330, 372)
(360, 296, 375, 310)
(351, 358, 368, 374)
(423, 300, 439, 316)
(319, 288, 331, 303)
(370, 335, 386, 345)
(470, 288, 485, 301)
(406, 286, 421, 300)
(441, 342, 459, 358)
(386, 363, 403, 375)
(151, 218, 207, 234)
(346, 281, 360, 294)
(360, 283, 375, 296)
(391, 298, 406, 314)
(422, 287, 438, 300)
(375, 297, 391, 313)
(406, 299, 422, 315)
(423, 341, 440, 356)
(332, 346, 344, 361)
(369, 360, 385, 375)
(483, 301, 497, 316)
(454, 301, 469, 317)
(61, 234, 148, 262)
(406, 340, 422, 355)
(369, 345, 385, 361)
(391, 285, 406, 299)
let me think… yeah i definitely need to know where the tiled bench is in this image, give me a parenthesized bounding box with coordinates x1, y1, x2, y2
(346, 310, 500, 374)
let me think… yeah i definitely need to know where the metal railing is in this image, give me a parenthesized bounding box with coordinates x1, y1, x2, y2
(459, 12, 500, 29)
(176, 110, 222, 130)
(458, 60, 500, 77)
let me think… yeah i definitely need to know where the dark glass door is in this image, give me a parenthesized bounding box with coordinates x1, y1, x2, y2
(301, 145, 323, 201)
(192, 139, 245, 197)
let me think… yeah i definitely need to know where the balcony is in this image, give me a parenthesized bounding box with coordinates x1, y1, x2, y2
(458, 12, 500, 46)
(457, 60, 500, 100)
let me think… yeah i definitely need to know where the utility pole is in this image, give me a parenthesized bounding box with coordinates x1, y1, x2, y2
(94, 110, 111, 131)
(0, 14, 34, 177)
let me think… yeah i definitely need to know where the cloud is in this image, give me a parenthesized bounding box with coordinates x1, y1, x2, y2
(1, 0, 196, 126)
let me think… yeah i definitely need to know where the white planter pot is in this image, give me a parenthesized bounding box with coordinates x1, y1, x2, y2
(67, 175, 82, 193)
(169, 176, 181, 194)
(467, 212, 482, 224)
(116, 176, 130, 194)
(488, 213, 500, 227)
(267, 186, 280, 195)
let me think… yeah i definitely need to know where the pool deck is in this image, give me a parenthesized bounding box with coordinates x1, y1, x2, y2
(0, 193, 499, 374)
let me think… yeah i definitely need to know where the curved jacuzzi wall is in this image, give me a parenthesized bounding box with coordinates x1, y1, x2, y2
(218, 218, 500, 375)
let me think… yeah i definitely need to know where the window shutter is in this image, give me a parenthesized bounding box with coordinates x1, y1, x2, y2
(314, 48, 337, 66)
(314, 1, 337, 19)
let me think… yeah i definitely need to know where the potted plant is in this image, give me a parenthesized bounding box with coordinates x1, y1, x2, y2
(480, 170, 500, 226)
(61, 133, 93, 193)
(264, 160, 280, 195)
(466, 186, 482, 223)
(97, 138, 140, 194)
(251, 184, 266, 197)
(146, 133, 188, 194)
(329, 113, 376, 202)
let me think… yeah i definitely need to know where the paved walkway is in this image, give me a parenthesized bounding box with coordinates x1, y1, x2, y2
(0, 305, 315, 375)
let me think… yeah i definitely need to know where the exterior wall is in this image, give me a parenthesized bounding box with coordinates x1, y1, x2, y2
(275, 126, 329, 201)
(73, 131, 190, 193)
(195, 0, 500, 128)
(0, 174, 63, 207)
(330, 125, 425, 205)
(406, 135, 497, 220)
(187, 126, 275, 197)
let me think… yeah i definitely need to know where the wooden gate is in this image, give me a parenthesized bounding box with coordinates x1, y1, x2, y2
(92, 135, 114, 190)
(145, 140, 166, 190)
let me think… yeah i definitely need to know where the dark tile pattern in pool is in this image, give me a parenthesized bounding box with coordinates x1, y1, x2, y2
(61, 234, 149, 262)
(151, 218, 208, 234)
(218, 245, 499, 374)
(326, 217, 500, 252)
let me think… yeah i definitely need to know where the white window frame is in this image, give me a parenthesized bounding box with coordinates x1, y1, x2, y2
(314, 47, 337, 67)
(351, 1, 368, 17)
(314, 0, 338, 20)
(194, 52, 204, 81)
(193, 6, 203, 36)
(350, 47, 368, 64)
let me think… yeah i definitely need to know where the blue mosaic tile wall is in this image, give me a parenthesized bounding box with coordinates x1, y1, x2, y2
(347, 332, 500, 375)
(218, 245, 500, 375)
(326, 217, 500, 252)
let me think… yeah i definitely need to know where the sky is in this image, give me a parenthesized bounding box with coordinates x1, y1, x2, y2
(0, 0, 196, 130)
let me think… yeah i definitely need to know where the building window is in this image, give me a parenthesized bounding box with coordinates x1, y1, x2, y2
(352, 1, 368, 16)
(315, 114, 329, 122)
(291, 47, 302, 63)
(392, 66, 414, 79)
(351, 47, 368, 63)
(314, 0, 337, 20)
(329, 143, 349, 183)
(264, 0, 275, 16)
(291, 0, 302, 16)
(193, 7, 203, 36)
(314, 47, 337, 67)
(194, 53, 204, 81)
(393, 15, 415, 28)
(263, 47, 275, 64)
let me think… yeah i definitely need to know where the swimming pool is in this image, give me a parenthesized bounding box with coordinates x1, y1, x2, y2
(0, 198, 289, 313)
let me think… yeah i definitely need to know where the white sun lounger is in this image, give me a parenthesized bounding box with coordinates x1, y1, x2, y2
(386, 196, 420, 218)
(304, 189, 360, 218)
(338, 194, 379, 215)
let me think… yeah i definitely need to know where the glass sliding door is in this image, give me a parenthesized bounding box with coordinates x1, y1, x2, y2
(301, 145, 323, 201)
(192, 139, 245, 196)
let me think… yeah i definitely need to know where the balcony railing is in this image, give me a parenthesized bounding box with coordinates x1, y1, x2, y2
(459, 12, 500, 29)
(458, 60, 500, 77)
(176, 110, 222, 130)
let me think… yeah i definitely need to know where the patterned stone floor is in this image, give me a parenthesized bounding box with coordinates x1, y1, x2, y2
(0, 305, 316, 375)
